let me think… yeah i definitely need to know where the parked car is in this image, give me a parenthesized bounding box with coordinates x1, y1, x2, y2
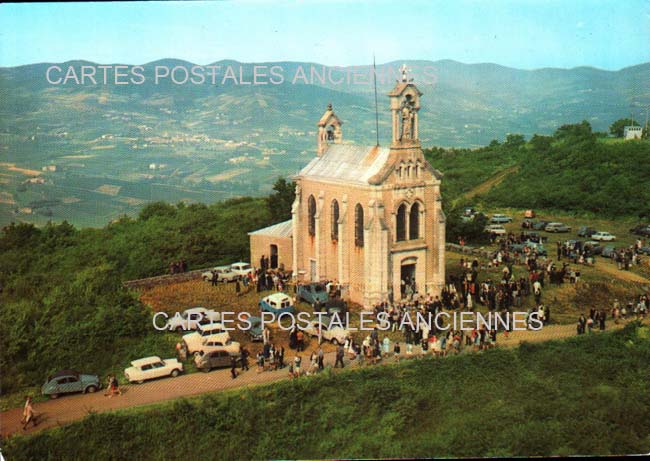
(521, 231, 546, 243)
(166, 307, 221, 332)
(244, 315, 264, 342)
(202, 266, 239, 283)
(194, 335, 241, 357)
(485, 224, 507, 235)
(584, 241, 603, 255)
(545, 222, 571, 233)
(320, 298, 349, 318)
(629, 224, 650, 236)
(638, 246, 650, 255)
(577, 226, 597, 238)
(41, 370, 101, 399)
(490, 214, 513, 224)
(532, 220, 550, 231)
(297, 283, 329, 306)
(601, 245, 618, 259)
(591, 231, 616, 242)
(300, 317, 350, 345)
(194, 350, 241, 372)
(124, 356, 183, 384)
(182, 323, 228, 354)
(259, 292, 295, 315)
(230, 262, 254, 277)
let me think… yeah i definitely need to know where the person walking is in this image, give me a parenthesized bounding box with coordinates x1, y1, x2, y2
(335, 344, 345, 368)
(22, 396, 37, 430)
(317, 346, 324, 370)
(230, 356, 238, 379)
(240, 347, 249, 371)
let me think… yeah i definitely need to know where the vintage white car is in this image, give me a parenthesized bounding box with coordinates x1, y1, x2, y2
(485, 224, 507, 235)
(591, 231, 616, 242)
(230, 261, 254, 277)
(300, 317, 350, 345)
(194, 335, 241, 357)
(124, 356, 183, 384)
(182, 323, 228, 354)
(166, 307, 221, 332)
(201, 266, 240, 283)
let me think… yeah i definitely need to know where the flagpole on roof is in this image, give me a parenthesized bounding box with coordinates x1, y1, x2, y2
(373, 54, 380, 147)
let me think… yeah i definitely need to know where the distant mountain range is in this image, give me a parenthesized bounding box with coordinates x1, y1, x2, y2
(2, 59, 649, 147)
(0, 59, 648, 227)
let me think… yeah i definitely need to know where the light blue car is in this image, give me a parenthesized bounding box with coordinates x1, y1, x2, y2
(259, 292, 295, 315)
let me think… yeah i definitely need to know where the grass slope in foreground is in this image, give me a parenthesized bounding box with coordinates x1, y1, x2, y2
(3, 323, 650, 459)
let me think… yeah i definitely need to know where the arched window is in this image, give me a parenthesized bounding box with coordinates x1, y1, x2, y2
(331, 199, 339, 241)
(409, 202, 420, 240)
(354, 204, 364, 247)
(308, 195, 316, 237)
(396, 203, 407, 241)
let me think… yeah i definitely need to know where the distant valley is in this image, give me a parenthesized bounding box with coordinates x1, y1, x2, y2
(1, 59, 648, 227)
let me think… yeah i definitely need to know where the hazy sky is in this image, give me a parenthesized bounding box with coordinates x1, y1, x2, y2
(1, 0, 649, 69)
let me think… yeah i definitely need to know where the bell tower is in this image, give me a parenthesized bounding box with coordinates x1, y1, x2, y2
(388, 64, 422, 147)
(316, 103, 343, 156)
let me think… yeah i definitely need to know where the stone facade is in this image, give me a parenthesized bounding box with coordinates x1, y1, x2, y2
(249, 73, 445, 307)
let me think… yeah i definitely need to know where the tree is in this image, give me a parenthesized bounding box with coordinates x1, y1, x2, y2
(266, 177, 295, 222)
(504, 134, 525, 149)
(609, 118, 639, 138)
(530, 134, 553, 153)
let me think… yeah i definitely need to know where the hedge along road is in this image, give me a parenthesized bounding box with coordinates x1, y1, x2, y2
(0, 322, 631, 439)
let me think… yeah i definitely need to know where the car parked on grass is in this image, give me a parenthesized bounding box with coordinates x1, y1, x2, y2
(591, 231, 616, 242)
(531, 220, 551, 231)
(201, 266, 240, 283)
(577, 226, 597, 238)
(300, 316, 350, 345)
(485, 224, 507, 235)
(490, 214, 513, 224)
(545, 222, 571, 233)
(297, 283, 329, 306)
(601, 245, 618, 259)
(194, 350, 241, 372)
(630, 224, 650, 236)
(584, 241, 603, 255)
(124, 356, 183, 384)
(638, 246, 650, 255)
(182, 323, 228, 354)
(166, 307, 221, 333)
(41, 370, 101, 399)
(318, 298, 349, 318)
(230, 262, 254, 277)
(259, 292, 295, 316)
(244, 315, 264, 342)
(194, 335, 241, 358)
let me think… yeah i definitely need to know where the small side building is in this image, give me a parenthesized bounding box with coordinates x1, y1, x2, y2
(248, 220, 293, 271)
(624, 126, 643, 140)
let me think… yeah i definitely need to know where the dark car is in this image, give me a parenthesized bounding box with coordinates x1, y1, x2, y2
(297, 283, 329, 306)
(630, 224, 650, 236)
(584, 241, 603, 255)
(41, 370, 101, 399)
(532, 220, 550, 231)
(638, 246, 650, 255)
(601, 245, 618, 259)
(194, 350, 241, 372)
(319, 298, 349, 318)
(245, 316, 264, 342)
(577, 226, 597, 238)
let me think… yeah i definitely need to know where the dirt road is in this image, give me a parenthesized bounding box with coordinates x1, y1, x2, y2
(0, 322, 630, 439)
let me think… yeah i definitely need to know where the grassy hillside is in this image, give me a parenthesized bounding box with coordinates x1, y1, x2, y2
(425, 122, 650, 218)
(0, 197, 279, 395)
(4, 324, 650, 459)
